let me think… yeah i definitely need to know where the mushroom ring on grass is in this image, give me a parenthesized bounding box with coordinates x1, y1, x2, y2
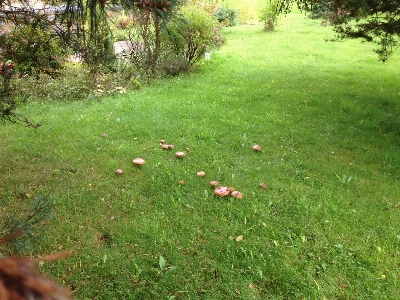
(214, 187, 230, 197)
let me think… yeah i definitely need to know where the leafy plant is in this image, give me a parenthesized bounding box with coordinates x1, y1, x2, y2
(0, 22, 66, 77)
(336, 173, 352, 184)
(10, 66, 92, 102)
(158, 255, 166, 270)
(165, 5, 219, 67)
(10, 63, 140, 103)
(213, 5, 238, 27)
(116, 12, 135, 30)
(162, 56, 189, 76)
(124, 0, 184, 79)
(260, 0, 280, 31)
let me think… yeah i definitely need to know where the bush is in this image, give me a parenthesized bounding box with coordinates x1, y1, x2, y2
(0, 22, 66, 77)
(213, 5, 238, 27)
(116, 12, 135, 30)
(162, 56, 190, 76)
(185, 0, 218, 15)
(11, 66, 92, 102)
(10, 63, 140, 102)
(165, 5, 219, 67)
(259, 0, 280, 31)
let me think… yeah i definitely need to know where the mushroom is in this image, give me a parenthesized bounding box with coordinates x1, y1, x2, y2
(115, 169, 123, 175)
(160, 139, 166, 144)
(168, 144, 175, 149)
(132, 158, 145, 166)
(231, 190, 243, 199)
(161, 144, 169, 149)
(228, 187, 235, 192)
(210, 180, 219, 186)
(197, 171, 206, 177)
(178, 180, 185, 185)
(258, 183, 267, 188)
(175, 151, 185, 158)
(214, 187, 230, 197)
(252, 145, 262, 151)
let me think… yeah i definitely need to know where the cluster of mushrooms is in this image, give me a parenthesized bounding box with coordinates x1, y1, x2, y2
(111, 136, 265, 200)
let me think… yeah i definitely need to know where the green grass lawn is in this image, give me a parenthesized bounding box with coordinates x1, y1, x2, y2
(1, 12, 400, 299)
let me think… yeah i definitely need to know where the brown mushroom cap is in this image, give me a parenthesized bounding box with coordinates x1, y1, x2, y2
(197, 171, 206, 177)
(133, 158, 146, 165)
(214, 187, 230, 197)
(252, 145, 262, 151)
(210, 180, 219, 186)
(231, 190, 243, 199)
(175, 151, 185, 158)
(115, 169, 123, 174)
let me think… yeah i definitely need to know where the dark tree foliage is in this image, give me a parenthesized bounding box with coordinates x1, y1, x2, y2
(278, 0, 400, 61)
(331, 0, 400, 61)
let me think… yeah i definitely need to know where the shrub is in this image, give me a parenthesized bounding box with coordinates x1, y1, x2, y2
(117, 12, 135, 30)
(213, 5, 238, 27)
(165, 5, 219, 67)
(10, 63, 141, 102)
(0, 22, 66, 77)
(11, 66, 92, 102)
(162, 56, 190, 76)
(185, 0, 218, 14)
(259, 0, 280, 31)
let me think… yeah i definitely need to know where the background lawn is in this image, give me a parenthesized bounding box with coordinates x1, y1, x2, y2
(1, 12, 400, 299)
